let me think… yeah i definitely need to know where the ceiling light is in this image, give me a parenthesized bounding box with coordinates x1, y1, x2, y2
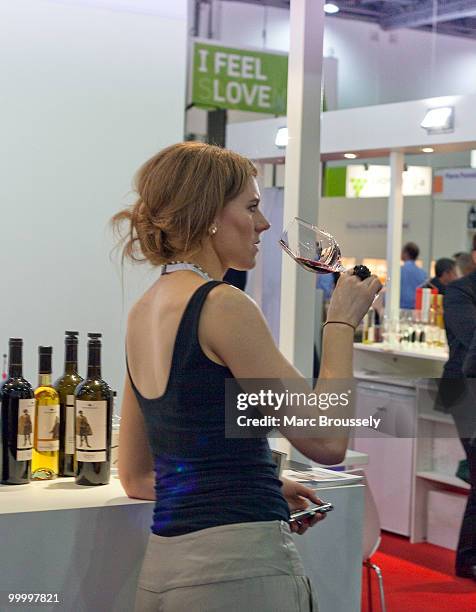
(344, 153, 357, 159)
(324, 3, 340, 14)
(420, 106, 454, 134)
(421, 147, 434, 153)
(275, 127, 288, 148)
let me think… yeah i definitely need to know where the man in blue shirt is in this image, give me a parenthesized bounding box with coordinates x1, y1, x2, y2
(400, 242, 427, 309)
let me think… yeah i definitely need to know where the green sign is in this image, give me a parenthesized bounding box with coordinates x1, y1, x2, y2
(192, 41, 288, 115)
(323, 167, 346, 197)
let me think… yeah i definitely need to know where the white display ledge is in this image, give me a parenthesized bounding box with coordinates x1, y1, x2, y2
(0, 459, 369, 515)
(354, 370, 417, 388)
(0, 475, 149, 515)
(0, 478, 365, 612)
(0, 454, 369, 516)
(354, 342, 448, 362)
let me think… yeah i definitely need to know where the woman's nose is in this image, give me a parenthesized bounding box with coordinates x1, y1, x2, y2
(257, 212, 271, 232)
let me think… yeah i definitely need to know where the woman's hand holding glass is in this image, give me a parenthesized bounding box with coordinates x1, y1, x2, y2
(326, 272, 383, 329)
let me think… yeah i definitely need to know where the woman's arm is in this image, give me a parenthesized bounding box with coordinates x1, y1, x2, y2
(118, 374, 156, 500)
(202, 273, 380, 465)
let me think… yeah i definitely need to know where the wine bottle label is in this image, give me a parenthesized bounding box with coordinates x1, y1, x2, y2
(76, 400, 107, 462)
(36, 404, 60, 451)
(17, 398, 36, 460)
(65, 395, 75, 455)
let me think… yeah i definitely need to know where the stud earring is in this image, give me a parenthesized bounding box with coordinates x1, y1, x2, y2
(210, 224, 218, 235)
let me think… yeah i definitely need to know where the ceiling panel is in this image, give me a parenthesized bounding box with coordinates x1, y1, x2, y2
(219, 0, 476, 40)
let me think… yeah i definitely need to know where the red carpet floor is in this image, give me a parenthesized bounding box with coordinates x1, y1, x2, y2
(361, 532, 476, 612)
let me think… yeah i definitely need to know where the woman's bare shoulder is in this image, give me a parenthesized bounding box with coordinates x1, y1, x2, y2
(200, 282, 272, 353)
(206, 282, 261, 316)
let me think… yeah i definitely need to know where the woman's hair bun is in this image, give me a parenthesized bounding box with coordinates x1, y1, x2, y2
(111, 142, 256, 266)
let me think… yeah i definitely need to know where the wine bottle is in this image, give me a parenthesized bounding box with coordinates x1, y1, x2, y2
(32, 347, 60, 480)
(54, 331, 83, 476)
(0, 338, 35, 485)
(436, 294, 446, 347)
(75, 333, 112, 486)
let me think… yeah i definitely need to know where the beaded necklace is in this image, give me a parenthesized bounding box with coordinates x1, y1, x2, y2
(160, 261, 213, 281)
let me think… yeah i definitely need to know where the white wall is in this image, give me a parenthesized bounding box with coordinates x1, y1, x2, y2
(211, 1, 476, 111)
(319, 197, 432, 269)
(0, 0, 188, 398)
(432, 200, 472, 259)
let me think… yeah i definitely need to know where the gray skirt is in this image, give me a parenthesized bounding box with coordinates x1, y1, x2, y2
(134, 520, 319, 612)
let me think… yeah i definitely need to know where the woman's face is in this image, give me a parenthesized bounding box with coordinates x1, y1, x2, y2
(214, 177, 270, 271)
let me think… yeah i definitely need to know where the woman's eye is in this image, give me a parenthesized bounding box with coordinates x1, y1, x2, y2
(249, 205, 258, 212)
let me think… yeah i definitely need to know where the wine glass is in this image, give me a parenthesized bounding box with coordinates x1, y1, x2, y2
(279, 217, 347, 274)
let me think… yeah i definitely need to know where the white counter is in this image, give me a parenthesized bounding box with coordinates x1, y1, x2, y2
(0, 477, 364, 612)
(352, 343, 468, 545)
(353, 342, 446, 378)
(0, 475, 149, 514)
(354, 342, 448, 362)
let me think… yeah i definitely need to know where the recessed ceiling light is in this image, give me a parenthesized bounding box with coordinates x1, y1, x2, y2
(344, 153, 357, 159)
(275, 127, 288, 148)
(421, 147, 434, 153)
(420, 107, 454, 133)
(324, 3, 340, 14)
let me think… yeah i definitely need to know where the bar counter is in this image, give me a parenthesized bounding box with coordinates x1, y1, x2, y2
(0, 475, 364, 612)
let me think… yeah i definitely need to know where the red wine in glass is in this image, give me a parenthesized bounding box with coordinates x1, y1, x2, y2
(296, 258, 336, 273)
(279, 218, 347, 274)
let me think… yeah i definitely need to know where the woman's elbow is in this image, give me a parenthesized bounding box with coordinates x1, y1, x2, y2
(119, 473, 135, 497)
(119, 470, 156, 500)
(295, 439, 347, 466)
(316, 448, 346, 466)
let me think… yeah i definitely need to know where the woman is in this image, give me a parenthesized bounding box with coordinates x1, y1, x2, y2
(113, 142, 380, 611)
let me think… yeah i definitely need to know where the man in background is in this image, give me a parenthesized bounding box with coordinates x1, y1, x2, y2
(454, 251, 476, 277)
(400, 242, 427, 309)
(422, 258, 459, 294)
(441, 241, 476, 581)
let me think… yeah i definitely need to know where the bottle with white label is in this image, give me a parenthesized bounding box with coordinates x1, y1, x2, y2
(75, 333, 112, 486)
(54, 331, 83, 476)
(0, 338, 35, 484)
(32, 347, 60, 480)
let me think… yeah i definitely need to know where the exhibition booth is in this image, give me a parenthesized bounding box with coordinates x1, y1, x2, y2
(227, 93, 476, 551)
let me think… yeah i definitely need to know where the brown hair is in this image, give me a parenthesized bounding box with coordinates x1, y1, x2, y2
(111, 142, 257, 266)
(402, 242, 419, 260)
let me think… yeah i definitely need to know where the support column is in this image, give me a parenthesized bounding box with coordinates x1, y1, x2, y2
(279, 0, 324, 378)
(385, 151, 404, 323)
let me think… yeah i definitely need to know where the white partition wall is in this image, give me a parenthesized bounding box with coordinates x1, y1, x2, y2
(247, 187, 285, 344)
(0, 0, 188, 396)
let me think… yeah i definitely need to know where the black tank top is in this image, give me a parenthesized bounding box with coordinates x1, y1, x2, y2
(127, 281, 289, 536)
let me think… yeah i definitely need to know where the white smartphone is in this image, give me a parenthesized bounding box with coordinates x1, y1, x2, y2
(289, 502, 334, 522)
